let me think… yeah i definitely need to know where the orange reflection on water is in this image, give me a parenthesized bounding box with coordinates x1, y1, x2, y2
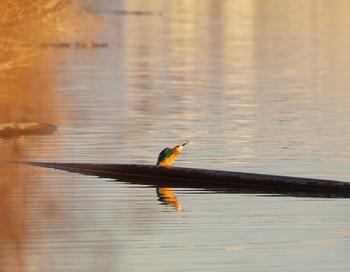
(157, 187, 183, 211)
(0, 1, 98, 270)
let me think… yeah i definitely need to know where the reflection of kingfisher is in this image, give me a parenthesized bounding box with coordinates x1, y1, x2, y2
(156, 141, 189, 167)
(156, 187, 183, 211)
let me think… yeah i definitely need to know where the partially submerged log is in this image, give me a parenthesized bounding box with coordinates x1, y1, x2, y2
(19, 162, 350, 198)
(0, 123, 57, 138)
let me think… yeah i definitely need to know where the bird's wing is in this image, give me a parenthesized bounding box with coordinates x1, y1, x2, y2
(156, 147, 173, 166)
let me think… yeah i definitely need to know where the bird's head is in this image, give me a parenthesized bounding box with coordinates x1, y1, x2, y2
(173, 141, 189, 153)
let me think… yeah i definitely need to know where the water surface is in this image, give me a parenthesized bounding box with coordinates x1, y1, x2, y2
(2, 0, 350, 271)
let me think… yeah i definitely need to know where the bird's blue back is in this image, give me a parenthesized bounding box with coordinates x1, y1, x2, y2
(156, 147, 173, 165)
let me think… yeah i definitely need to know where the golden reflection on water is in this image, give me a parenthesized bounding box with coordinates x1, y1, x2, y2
(0, 1, 98, 270)
(156, 187, 183, 211)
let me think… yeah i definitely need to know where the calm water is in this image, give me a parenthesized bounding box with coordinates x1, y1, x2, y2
(3, 0, 350, 271)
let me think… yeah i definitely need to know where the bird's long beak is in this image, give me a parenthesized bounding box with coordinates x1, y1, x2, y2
(181, 140, 189, 146)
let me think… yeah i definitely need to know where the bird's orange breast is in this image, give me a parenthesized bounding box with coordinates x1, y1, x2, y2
(157, 153, 179, 167)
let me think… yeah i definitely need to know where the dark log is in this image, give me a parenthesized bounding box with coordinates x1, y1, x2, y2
(17, 161, 350, 198)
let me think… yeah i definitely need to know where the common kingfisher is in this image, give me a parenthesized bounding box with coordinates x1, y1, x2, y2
(156, 141, 189, 167)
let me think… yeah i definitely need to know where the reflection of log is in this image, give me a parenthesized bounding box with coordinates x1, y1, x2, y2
(17, 162, 350, 198)
(0, 123, 57, 138)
